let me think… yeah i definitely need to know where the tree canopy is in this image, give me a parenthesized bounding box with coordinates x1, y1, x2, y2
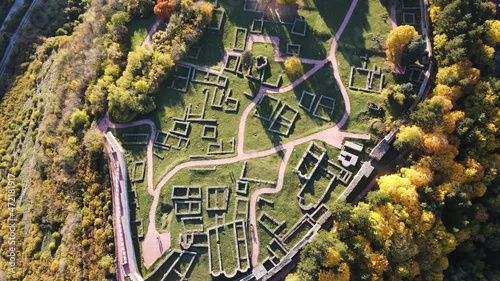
(284, 56, 303, 75)
(154, 0, 177, 20)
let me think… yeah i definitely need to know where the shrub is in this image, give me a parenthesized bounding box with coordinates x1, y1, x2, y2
(284, 56, 303, 75)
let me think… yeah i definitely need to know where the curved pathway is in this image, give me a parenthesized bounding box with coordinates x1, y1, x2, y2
(101, 0, 364, 269)
(98, 113, 156, 196)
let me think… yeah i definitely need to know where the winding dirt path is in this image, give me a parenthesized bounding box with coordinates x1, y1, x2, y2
(101, 0, 363, 269)
(390, 0, 398, 29)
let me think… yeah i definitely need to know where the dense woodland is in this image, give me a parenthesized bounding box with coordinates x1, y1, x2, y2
(0, 0, 212, 280)
(290, 0, 500, 280)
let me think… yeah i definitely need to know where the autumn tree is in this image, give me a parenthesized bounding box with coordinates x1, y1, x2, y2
(385, 25, 418, 65)
(284, 56, 303, 75)
(429, 6, 441, 23)
(83, 130, 104, 159)
(154, 0, 177, 20)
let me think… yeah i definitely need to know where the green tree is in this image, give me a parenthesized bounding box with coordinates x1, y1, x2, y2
(83, 130, 104, 158)
(402, 35, 426, 65)
(295, 231, 335, 281)
(70, 109, 89, 131)
(127, 0, 154, 19)
(110, 11, 129, 27)
(395, 125, 423, 150)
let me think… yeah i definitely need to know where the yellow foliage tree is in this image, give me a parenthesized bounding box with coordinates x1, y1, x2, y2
(322, 247, 342, 267)
(285, 273, 301, 281)
(435, 60, 480, 86)
(433, 33, 447, 51)
(422, 133, 449, 154)
(401, 166, 433, 188)
(433, 223, 457, 254)
(134, 80, 148, 93)
(196, 1, 214, 19)
(370, 210, 394, 240)
(464, 157, 485, 181)
(485, 20, 500, 42)
(385, 25, 418, 65)
(378, 174, 419, 208)
(284, 56, 303, 75)
(442, 111, 464, 133)
(432, 183, 452, 201)
(318, 269, 334, 281)
(318, 263, 351, 281)
(427, 152, 466, 183)
(418, 210, 436, 232)
(463, 182, 487, 198)
(430, 95, 453, 113)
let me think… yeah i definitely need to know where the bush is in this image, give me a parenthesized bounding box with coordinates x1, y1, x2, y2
(241, 50, 254, 70)
(284, 56, 303, 75)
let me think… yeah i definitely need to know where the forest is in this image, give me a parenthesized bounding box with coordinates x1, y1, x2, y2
(0, 0, 498, 280)
(290, 0, 500, 280)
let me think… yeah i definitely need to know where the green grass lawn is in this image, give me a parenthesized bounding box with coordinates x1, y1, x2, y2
(244, 64, 345, 152)
(331, 0, 395, 132)
(139, 72, 259, 187)
(251, 42, 291, 85)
